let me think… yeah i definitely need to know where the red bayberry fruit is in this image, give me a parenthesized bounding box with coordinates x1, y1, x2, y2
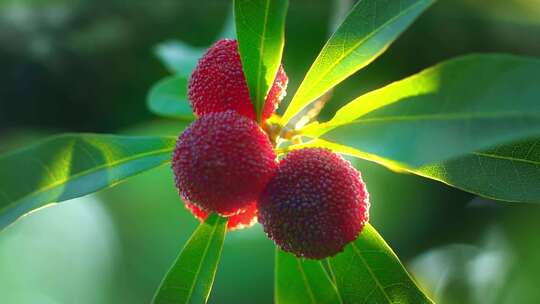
(172, 111, 277, 216)
(188, 39, 288, 121)
(258, 148, 370, 259)
(184, 200, 258, 231)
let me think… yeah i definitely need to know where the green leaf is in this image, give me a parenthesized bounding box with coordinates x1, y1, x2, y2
(147, 76, 195, 120)
(282, 137, 540, 203)
(328, 0, 354, 35)
(152, 214, 228, 304)
(280, 0, 434, 125)
(302, 54, 540, 167)
(419, 138, 540, 203)
(235, 0, 288, 122)
(0, 134, 176, 230)
(275, 249, 342, 304)
(154, 40, 204, 77)
(329, 224, 433, 303)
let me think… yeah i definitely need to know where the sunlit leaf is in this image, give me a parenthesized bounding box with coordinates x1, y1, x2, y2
(235, 0, 288, 122)
(147, 76, 195, 120)
(329, 224, 433, 303)
(0, 134, 176, 230)
(275, 249, 342, 304)
(280, 0, 434, 125)
(302, 54, 540, 167)
(276, 139, 407, 173)
(282, 137, 540, 203)
(154, 40, 204, 77)
(328, 0, 354, 35)
(152, 213, 228, 304)
(420, 138, 540, 203)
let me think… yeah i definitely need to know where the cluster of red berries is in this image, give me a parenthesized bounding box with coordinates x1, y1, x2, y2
(172, 39, 369, 259)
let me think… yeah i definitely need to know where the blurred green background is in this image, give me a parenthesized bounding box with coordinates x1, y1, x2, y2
(1, 0, 540, 303)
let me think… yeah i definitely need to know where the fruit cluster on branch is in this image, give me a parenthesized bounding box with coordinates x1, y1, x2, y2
(172, 39, 369, 258)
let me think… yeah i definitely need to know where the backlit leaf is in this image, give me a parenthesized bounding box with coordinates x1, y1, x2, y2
(152, 214, 228, 304)
(0, 134, 176, 230)
(420, 139, 540, 203)
(281, 0, 434, 125)
(302, 54, 540, 167)
(235, 0, 288, 122)
(275, 249, 342, 304)
(329, 224, 433, 303)
(285, 138, 540, 204)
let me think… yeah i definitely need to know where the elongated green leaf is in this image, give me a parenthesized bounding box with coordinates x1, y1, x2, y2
(0, 134, 176, 230)
(282, 137, 540, 203)
(276, 249, 342, 304)
(419, 138, 540, 203)
(303, 54, 540, 167)
(235, 0, 288, 122)
(153, 214, 228, 304)
(147, 76, 195, 120)
(328, 0, 354, 35)
(329, 224, 433, 303)
(281, 0, 434, 125)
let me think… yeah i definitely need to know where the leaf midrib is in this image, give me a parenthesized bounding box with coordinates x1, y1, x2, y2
(254, 0, 272, 120)
(311, 111, 540, 134)
(295, 259, 317, 304)
(183, 217, 221, 304)
(350, 242, 393, 303)
(0, 147, 174, 214)
(472, 151, 540, 165)
(284, 0, 430, 123)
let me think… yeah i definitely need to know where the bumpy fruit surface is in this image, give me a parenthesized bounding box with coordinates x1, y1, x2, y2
(184, 201, 258, 231)
(172, 111, 277, 216)
(258, 148, 369, 259)
(188, 39, 288, 121)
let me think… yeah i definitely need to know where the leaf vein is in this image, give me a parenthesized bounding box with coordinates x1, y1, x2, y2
(285, 0, 430, 123)
(182, 217, 221, 304)
(254, 0, 272, 118)
(295, 259, 317, 304)
(0, 147, 174, 214)
(473, 152, 540, 165)
(350, 242, 393, 303)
